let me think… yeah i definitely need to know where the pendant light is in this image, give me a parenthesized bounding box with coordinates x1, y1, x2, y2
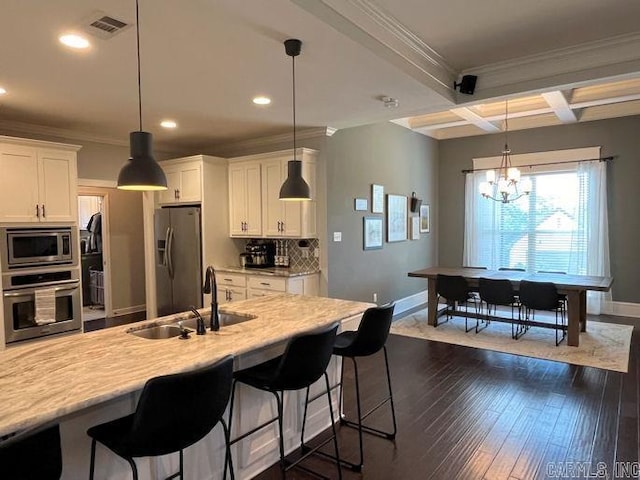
(117, 0, 167, 191)
(279, 38, 311, 201)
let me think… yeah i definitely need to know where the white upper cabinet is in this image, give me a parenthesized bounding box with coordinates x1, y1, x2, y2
(228, 161, 262, 237)
(228, 148, 317, 238)
(0, 137, 79, 223)
(157, 159, 202, 205)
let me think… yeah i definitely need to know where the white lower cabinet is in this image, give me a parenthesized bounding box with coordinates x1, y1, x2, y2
(217, 273, 247, 303)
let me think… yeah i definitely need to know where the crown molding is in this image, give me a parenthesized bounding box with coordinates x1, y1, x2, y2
(210, 127, 334, 157)
(463, 32, 640, 100)
(291, 0, 456, 102)
(0, 119, 129, 147)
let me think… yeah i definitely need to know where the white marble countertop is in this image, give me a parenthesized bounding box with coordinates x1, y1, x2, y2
(0, 294, 371, 437)
(217, 266, 320, 277)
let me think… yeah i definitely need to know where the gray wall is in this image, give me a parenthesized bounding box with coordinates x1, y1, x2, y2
(325, 122, 438, 304)
(438, 115, 640, 303)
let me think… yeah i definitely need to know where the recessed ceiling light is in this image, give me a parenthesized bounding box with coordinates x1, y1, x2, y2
(59, 34, 91, 50)
(253, 96, 271, 105)
(0, 87, 6, 96)
(160, 120, 177, 129)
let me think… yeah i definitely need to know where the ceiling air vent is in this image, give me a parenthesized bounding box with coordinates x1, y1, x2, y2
(83, 11, 130, 39)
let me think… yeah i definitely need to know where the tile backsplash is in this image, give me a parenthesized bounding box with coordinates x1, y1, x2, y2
(244, 238, 320, 271)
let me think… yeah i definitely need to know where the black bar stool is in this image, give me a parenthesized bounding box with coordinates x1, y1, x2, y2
(0, 423, 62, 479)
(313, 303, 397, 472)
(87, 355, 234, 480)
(227, 322, 341, 480)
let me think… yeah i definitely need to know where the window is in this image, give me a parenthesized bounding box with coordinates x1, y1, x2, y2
(463, 148, 611, 314)
(469, 169, 587, 273)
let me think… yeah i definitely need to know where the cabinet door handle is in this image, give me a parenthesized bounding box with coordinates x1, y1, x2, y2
(260, 282, 271, 286)
(176, 188, 180, 199)
(42, 204, 46, 218)
(277, 221, 282, 232)
(223, 278, 233, 282)
(281, 221, 284, 232)
(36, 205, 40, 218)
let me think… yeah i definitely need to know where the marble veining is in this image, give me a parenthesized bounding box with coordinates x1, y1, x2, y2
(0, 294, 372, 437)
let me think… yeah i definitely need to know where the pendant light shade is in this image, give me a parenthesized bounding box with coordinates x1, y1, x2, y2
(117, 132, 167, 191)
(279, 38, 311, 201)
(116, 0, 167, 191)
(279, 159, 310, 200)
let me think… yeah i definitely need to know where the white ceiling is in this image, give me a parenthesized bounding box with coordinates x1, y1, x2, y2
(1, 0, 640, 154)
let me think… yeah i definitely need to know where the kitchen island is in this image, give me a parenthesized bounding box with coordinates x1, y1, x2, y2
(0, 294, 372, 480)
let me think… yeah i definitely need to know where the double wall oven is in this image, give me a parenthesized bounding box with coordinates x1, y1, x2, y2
(1, 226, 81, 344)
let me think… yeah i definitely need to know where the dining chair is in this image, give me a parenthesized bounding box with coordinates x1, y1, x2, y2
(537, 271, 568, 311)
(436, 274, 477, 331)
(478, 278, 520, 336)
(518, 280, 566, 345)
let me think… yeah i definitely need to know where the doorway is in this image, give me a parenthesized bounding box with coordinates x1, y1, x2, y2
(77, 188, 112, 322)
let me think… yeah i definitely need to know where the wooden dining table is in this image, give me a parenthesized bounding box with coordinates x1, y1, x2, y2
(408, 267, 613, 347)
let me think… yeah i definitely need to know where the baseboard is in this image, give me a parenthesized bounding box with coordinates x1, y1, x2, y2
(111, 304, 146, 317)
(394, 290, 428, 316)
(605, 301, 640, 318)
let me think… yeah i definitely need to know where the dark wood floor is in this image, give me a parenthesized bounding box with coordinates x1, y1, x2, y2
(255, 313, 640, 480)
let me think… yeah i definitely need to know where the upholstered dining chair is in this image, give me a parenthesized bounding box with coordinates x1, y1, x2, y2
(436, 274, 477, 332)
(518, 280, 566, 345)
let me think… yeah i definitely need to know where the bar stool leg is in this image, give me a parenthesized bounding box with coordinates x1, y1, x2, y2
(351, 357, 365, 471)
(382, 346, 397, 439)
(300, 386, 311, 452)
(273, 391, 286, 480)
(89, 438, 97, 480)
(220, 418, 235, 480)
(126, 457, 139, 480)
(324, 372, 343, 480)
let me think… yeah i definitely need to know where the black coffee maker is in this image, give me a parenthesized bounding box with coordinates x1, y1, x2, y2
(244, 241, 275, 268)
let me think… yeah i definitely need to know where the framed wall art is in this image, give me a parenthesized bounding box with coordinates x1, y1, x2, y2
(363, 217, 383, 250)
(354, 198, 368, 211)
(386, 194, 407, 242)
(420, 204, 430, 233)
(371, 184, 384, 213)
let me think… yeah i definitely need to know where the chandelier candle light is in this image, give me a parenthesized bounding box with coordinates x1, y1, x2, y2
(479, 100, 531, 203)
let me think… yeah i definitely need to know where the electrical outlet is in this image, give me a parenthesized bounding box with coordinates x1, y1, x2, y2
(333, 232, 342, 242)
(373, 293, 378, 302)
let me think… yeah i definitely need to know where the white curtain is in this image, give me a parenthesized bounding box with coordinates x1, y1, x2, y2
(577, 160, 611, 314)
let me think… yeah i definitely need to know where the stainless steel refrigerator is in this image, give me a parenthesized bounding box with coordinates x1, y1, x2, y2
(155, 207, 202, 316)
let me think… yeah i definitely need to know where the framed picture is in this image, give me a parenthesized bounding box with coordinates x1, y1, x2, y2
(387, 194, 407, 242)
(410, 215, 420, 240)
(420, 204, 430, 233)
(363, 217, 383, 250)
(354, 198, 368, 211)
(371, 184, 384, 213)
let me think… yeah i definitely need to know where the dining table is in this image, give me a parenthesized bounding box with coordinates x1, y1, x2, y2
(408, 267, 614, 347)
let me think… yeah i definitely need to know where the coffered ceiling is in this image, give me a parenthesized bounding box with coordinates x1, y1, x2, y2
(1, 0, 639, 153)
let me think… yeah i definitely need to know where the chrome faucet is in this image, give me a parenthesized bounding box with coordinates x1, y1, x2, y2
(202, 265, 220, 331)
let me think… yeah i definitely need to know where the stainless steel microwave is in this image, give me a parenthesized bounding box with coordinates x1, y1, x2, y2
(0, 227, 77, 270)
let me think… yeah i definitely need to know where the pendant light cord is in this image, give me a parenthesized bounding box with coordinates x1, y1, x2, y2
(135, 0, 143, 132)
(292, 53, 297, 161)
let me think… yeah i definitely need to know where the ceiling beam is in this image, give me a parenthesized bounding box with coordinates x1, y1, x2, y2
(541, 91, 578, 123)
(291, 0, 457, 103)
(450, 107, 501, 132)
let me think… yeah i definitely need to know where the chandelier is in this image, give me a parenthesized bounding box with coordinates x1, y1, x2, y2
(479, 100, 531, 203)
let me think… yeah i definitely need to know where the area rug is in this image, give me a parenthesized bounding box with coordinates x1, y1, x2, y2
(391, 309, 633, 373)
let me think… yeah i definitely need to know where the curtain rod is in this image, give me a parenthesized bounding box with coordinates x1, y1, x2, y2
(460, 155, 615, 174)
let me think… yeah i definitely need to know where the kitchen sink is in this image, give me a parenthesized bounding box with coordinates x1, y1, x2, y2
(128, 312, 255, 340)
(175, 312, 255, 330)
(129, 325, 185, 340)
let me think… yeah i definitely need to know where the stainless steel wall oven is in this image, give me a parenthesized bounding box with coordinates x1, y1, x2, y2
(1, 226, 81, 344)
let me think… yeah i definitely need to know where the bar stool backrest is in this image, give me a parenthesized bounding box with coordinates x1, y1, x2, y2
(270, 322, 339, 391)
(519, 280, 560, 311)
(436, 274, 470, 303)
(345, 303, 395, 357)
(479, 278, 516, 305)
(0, 424, 62, 479)
(126, 355, 234, 457)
